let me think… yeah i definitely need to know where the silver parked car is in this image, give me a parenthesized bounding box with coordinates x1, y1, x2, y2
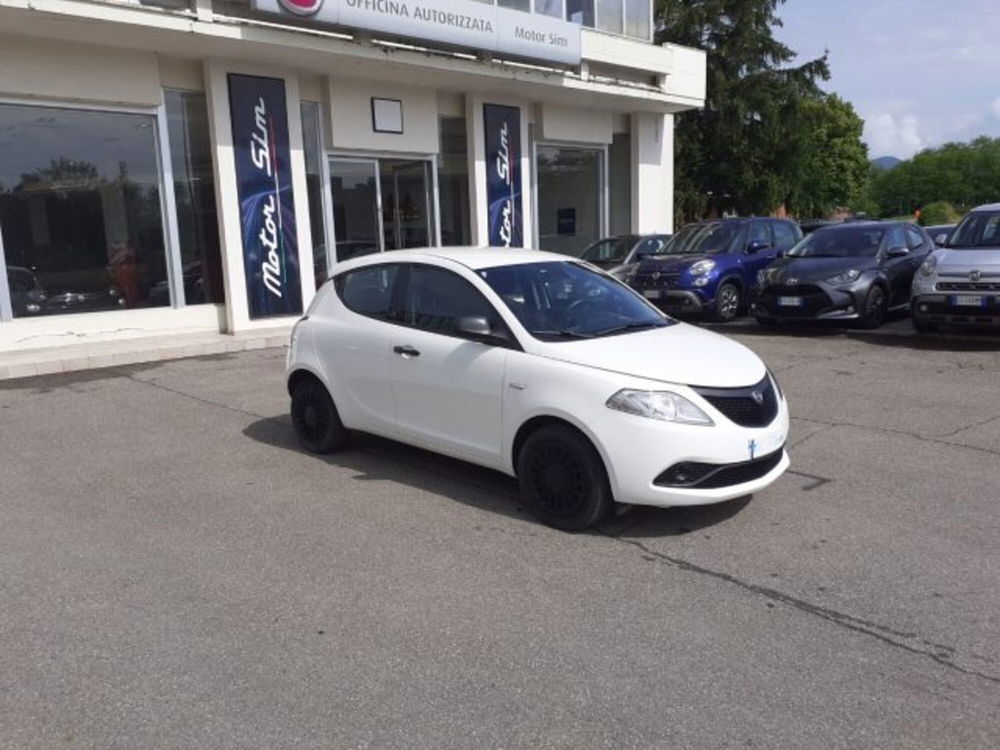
(911, 203, 1000, 332)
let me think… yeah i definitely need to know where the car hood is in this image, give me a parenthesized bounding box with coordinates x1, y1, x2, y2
(531, 323, 766, 388)
(767, 255, 875, 280)
(935, 248, 1000, 275)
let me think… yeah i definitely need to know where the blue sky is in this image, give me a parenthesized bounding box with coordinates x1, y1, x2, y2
(773, 0, 1000, 159)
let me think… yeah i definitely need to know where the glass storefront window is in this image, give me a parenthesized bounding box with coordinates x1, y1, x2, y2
(300, 101, 330, 288)
(438, 117, 471, 246)
(624, 0, 650, 40)
(596, 0, 623, 34)
(535, 0, 562, 17)
(565, 0, 594, 27)
(165, 90, 224, 305)
(498, 0, 530, 10)
(0, 103, 168, 317)
(536, 144, 603, 255)
(330, 159, 381, 262)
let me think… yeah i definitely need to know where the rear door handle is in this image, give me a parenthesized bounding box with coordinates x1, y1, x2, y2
(393, 345, 420, 357)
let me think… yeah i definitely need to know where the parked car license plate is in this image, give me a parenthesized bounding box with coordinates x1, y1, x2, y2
(778, 296, 803, 307)
(643, 290, 662, 299)
(950, 294, 984, 307)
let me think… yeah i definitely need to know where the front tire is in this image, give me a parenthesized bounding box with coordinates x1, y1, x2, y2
(517, 425, 613, 531)
(290, 378, 347, 454)
(859, 285, 887, 329)
(714, 282, 742, 322)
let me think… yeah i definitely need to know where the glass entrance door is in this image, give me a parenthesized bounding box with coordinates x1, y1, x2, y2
(536, 145, 604, 255)
(328, 156, 434, 262)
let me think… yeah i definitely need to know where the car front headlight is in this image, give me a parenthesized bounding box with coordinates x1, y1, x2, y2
(825, 269, 861, 285)
(606, 389, 714, 426)
(919, 256, 938, 277)
(689, 259, 716, 276)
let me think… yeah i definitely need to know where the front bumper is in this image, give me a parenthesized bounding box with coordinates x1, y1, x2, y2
(751, 283, 864, 320)
(600, 398, 791, 510)
(911, 294, 1000, 328)
(639, 288, 709, 315)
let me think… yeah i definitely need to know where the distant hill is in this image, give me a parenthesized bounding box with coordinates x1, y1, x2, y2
(871, 156, 903, 171)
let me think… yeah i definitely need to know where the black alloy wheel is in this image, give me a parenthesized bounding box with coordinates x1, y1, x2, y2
(517, 425, 613, 531)
(714, 282, 742, 322)
(859, 285, 887, 329)
(290, 378, 347, 454)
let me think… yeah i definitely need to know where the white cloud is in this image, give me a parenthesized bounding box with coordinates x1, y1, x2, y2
(993, 97, 1000, 119)
(864, 113, 926, 159)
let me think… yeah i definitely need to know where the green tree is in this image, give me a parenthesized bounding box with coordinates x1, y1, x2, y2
(788, 94, 870, 217)
(656, 0, 830, 222)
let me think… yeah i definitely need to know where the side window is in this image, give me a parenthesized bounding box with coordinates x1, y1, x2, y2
(885, 225, 907, 251)
(748, 222, 771, 247)
(906, 225, 927, 251)
(334, 265, 399, 319)
(772, 222, 798, 250)
(403, 265, 502, 338)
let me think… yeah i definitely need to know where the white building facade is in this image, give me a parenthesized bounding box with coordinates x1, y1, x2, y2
(0, 0, 705, 351)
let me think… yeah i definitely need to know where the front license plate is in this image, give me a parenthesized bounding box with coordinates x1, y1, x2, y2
(643, 290, 662, 300)
(951, 294, 984, 307)
(778, 296, 803, 307)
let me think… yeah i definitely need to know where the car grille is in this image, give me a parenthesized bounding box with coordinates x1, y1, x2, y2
(756, 284, 832, 317)
(654, 448, 784, 489)
(936, 281, 1000, 292)
(635, 273, 681, 290)
(692, 375, 779, 428)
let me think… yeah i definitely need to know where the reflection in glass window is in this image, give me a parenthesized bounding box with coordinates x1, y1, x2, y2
(624, 0, 649, 39)
(498, 0, 529, 10)
(165, 90, 224, 306)
(301, 101, 329, 288)
(536, 145, 602, 255)
(565, 0, 594, 26)
(0, 103, 168, 317)
(535, 0, 562, 17)
(335, 264, 398, 318)
(596, 0, 623, 34)
(438, 117, 471, 246)
(404, 264, 498, 336)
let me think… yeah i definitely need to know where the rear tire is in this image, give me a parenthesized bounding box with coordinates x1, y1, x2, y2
(290, 377, 347, 454)
(714, 282, 742, 322)
(516, 425, 613, 531)
(859, 285, 887, 329)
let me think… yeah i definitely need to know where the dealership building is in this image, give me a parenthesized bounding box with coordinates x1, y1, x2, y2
(0, 0, 705, 357)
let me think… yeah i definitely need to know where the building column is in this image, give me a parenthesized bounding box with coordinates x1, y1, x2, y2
(631, 112, 674, 235)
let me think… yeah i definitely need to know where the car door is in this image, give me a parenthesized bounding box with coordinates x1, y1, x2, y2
(742, 221, 776, 280)
(322, 264, 401, 434)
(388, 263, 510, 466)
(881, 224, 912, 306)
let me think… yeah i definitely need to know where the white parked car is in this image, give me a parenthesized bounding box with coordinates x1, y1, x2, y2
(286, 248, 790, 530)
(911, 203, 1000, 332)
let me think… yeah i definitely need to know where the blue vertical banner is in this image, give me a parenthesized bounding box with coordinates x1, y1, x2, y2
(228, 74, 303, 318)
(483, 103, 523, 248)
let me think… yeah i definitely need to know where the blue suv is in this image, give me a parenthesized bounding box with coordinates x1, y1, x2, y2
(613, 218, 803, 321)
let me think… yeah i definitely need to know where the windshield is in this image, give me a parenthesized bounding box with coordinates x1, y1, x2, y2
(787, 226, 884, 258)
(948, 212, 1000, 248)
(579, 236, 638, 263)
(655, 223, 741, 255)
(478, 261, 673, 341)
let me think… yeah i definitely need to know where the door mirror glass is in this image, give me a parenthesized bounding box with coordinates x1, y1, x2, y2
(886, 246, 909, 259)
(934, 232, 949, 245)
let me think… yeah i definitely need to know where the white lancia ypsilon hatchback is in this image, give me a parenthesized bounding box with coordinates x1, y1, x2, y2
(286, 248, 790, 530)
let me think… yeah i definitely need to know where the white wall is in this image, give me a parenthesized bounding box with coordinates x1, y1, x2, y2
(537, 103, 613, 145)
(631, 112, 674, 234)
(327, 78, 438, 155)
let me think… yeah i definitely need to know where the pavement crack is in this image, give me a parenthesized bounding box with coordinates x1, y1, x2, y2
(116, 369, 272, 422)
(792, 415, 1000, 458)
(600, 533, 1000, 686)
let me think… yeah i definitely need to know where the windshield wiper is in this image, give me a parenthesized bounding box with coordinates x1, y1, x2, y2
(531, 329, 595, 340)
(591, 321, 668, 337)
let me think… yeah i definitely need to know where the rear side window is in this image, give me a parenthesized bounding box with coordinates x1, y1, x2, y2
(334, 265, 399, 319)
(403, 265, 501, 337)
(772, 222, 799, 250)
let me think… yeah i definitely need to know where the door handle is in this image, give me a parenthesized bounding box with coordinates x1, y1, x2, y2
(393, 345, 420, 357)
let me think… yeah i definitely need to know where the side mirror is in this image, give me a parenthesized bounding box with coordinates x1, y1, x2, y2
(635, 251, 653, 262)
(455, 316, 509, 346)
(934, 233, 949, 245)
(745, 239, 771, 254)
(886, 246, 910, 259)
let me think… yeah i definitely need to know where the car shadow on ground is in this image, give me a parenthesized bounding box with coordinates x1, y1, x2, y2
(242, 417, 752, 537)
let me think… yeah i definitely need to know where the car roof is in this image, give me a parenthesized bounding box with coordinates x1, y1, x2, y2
(332, 247, 576, 272)
(971, 203, 1000, 212)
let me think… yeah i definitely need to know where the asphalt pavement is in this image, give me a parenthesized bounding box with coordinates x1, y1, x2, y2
(1, 316, 999, 749)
